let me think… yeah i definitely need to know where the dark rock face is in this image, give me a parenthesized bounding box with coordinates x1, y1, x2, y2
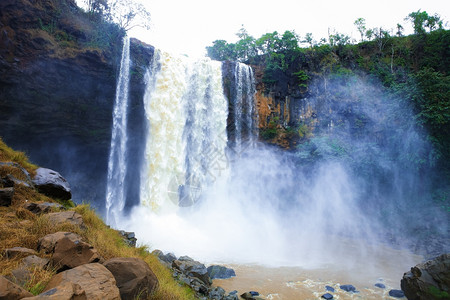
(103, 257, 159, 300)
(0, 0, 154, 210)
(32, 168, 71, 200)
(401, 253, 450, 300)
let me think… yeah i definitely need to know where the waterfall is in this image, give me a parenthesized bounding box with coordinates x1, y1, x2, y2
(105, 36, 130, 224)
(140, 51, 228, 211)
(232, 63, 257, 153)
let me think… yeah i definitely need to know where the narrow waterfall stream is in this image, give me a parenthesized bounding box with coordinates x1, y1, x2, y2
(105, 36, 130, 225)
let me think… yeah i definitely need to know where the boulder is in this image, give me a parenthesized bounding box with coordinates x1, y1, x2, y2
(24, 202, 64, 214)
(0, 187, 14, 206)
(42, 263, 120, 300)
(340, 284, 356, 292)
(172, 259, 211, 286)
(45, 211, 84, 228)
(401, 253, 450, 300)
(38, 232, 101, 271)
(38, 232, 80, 253)
(22, 255, 50, 269)
(2, 247, 37, 259)
(325, 285, 335, 292)
(322, 293, 334, 299)
(0, 275, 33, 299)
(103, 257, 159, 300)
(389, 289, 405, 298)
(21, 281, 86, 299)
(207, 265, 236, 279)
(32, 168, 71, 200)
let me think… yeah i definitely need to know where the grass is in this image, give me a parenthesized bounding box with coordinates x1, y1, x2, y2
(0, 137, 38, 174)
(0, 139, 195, 299)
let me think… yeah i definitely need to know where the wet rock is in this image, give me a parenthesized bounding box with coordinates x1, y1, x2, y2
(209, 286, 226, 299)
(118, 230, 136, 247)
(45, 211, 84, 228)
(0, 275, 33, 298)
(43, 263, 120, 299)
(401, 253, 450, 300)
(375, 283, 386, 289)
(24, 202, 64, 214)
(389, 289, 405, 298)
(240, 291, 261, 300)
(0, 187, 14, 206)
(322, 293, 334, 299)
(188, 277, 208, 296)
(38, 232, 101, 271)
(325, 285, 335, 292)
(3, 247, 37, 259)
(340, 284, 356, 292)
(103, 257, 159, 300)
(207, 265, 236, 279)
(22, 281, 86, 299)
(32, 168, 71, 200)
(172, 259, 211, 286)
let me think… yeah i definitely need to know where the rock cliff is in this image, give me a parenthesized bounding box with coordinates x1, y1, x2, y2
(0, 0, 153, 209)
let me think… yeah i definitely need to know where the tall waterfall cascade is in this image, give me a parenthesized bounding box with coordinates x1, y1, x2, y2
(105, 36, 130, 224)
(140, 51, 237, 212)
(232, 63, 258, 153)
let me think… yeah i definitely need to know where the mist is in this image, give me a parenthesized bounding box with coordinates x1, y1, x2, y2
(113, 60, 448, 276)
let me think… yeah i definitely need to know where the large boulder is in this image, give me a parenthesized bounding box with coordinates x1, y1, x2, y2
(38, 232, 101, 271)
(32, 168, 71, 200)
(103, 257, 159, 300)
(0, 275, 33, 299)
(42, 263, 120, 300)
(401, 253, 450, 300)
(0, 187, 14, 206)
(45, 211, 84, 228)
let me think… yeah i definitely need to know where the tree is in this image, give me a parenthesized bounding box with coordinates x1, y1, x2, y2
(406, 10, 429, 34)
(396, 23, 404, 37)
(105, 0, 151, 31)
(354, 18, 366, 41)
(365, 28, 374, 40)
(303, 33, 315, 48)
(206, 40, 236, 61)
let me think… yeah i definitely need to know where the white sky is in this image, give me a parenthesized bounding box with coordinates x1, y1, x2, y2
(81, 0, 450, 58)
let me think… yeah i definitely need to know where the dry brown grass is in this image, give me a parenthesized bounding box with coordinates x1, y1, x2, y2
(0, 137, 38, 174)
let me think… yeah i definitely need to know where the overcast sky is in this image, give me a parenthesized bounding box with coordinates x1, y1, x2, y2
(104, 0, 449, 57)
